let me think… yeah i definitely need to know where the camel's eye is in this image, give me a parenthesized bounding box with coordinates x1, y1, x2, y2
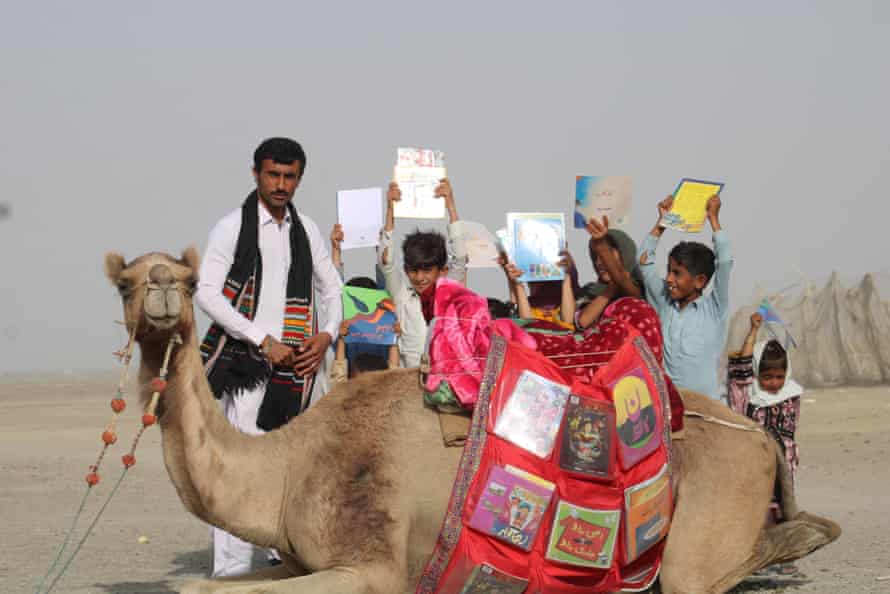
(117, 281, 132, 296)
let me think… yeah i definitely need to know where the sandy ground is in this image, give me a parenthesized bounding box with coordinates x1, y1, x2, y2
(1, 374, 888, 593)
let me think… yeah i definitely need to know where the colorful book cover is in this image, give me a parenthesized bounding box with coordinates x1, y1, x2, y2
(559, 395, 615, 479)
(661, 178, 724, 233)
(507, 212, 565, 283)
(624, 464, 672, 563)
(459, 562, 529, 594)
(468, 465, 555, 551)
(573, 176, 632, 229)
(342, 286, 397, 346)
(493, 370, 571, 458)
(546, 500, 620, 568)
(393, 147, 447, 219)
(610, 366, 662, 470)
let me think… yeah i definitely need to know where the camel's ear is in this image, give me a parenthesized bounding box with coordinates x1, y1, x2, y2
(181, 246, 201, 276)
(104, 252, 126, 284)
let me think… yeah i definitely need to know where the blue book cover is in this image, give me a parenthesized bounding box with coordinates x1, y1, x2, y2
(342, 286, 397, 346)
(507, 212, 566, 283)
(574, 176, 632, 229)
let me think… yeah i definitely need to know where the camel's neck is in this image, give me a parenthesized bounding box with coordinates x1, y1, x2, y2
(138, 331, 296, 550)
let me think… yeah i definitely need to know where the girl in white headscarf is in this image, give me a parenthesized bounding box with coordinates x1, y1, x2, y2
(729, 312, 803, 484)
(728, 312, 805, 577)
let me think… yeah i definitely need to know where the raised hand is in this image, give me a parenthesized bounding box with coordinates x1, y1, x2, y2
(585, 216, 610, 242)
(706, 195, 722, 231)
(750, 312, 763, 331)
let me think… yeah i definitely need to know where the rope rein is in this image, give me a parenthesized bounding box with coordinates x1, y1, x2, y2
(683, 410, 762, 433)
(34, 322, 181, 594)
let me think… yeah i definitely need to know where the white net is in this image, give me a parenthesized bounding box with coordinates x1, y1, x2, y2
(726, 273, 890, 387)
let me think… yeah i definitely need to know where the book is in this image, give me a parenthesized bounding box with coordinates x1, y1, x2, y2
(493, 370, 571, 458)
(559, 395, 615, 480)
(573, 176, 632, 229)
(460, 221, 501, 269)
(546, 500, 620, 568)
(610, 367, 663, 470)
(624, 464, 672, 563)
(661, 178, 725, 233)
(336, 187, 383, 250)
(342, 286, 397, 346)
(458, 562, 528, 594)
(507, 212, 566, 283)
(468, 465, 555, 551)
(393, 147, 447, 219)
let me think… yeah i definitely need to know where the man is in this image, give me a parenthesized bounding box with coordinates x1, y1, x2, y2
(195, 137, 342, 577)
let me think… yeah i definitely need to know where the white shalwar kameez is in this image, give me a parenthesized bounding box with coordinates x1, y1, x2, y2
(195, 201, 341, 577)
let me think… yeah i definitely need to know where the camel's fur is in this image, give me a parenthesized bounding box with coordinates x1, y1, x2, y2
(105, 251, 840, 594)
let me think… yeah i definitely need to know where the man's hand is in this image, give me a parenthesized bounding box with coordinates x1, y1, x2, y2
(261, 336, 295, 367)
(434, 177, 458, 222)
(585, 215, 610, 242)
(293, 332, 333, 376)
(706, 195, 722, 231)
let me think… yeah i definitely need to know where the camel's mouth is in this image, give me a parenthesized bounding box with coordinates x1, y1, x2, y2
(145, 313, 181, 331)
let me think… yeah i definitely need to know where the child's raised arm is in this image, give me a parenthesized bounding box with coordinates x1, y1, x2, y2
(500, 256, 531, 319)
(558, 250, 576, 325)
(330, 223, 344, 279)
(740, 312, 762, 358)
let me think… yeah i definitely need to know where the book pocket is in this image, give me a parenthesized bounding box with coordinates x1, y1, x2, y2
(539, 480, 624, 591)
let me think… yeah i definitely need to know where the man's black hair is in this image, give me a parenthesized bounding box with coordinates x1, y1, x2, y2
(402, 230, 447, 270)
(253, 137, 307, 178)
(351, 353, 389, 375)
(487, 298, 514, 319)
(669, 241, 716, 283)
(345, 276, 378, 290)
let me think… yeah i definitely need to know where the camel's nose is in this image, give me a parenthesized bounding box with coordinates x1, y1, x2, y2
(149, 264, 174, 286)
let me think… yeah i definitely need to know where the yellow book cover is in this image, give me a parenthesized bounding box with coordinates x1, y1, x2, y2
(661, 178, 724, 233)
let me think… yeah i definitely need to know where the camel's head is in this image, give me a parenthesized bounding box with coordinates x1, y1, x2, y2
(104, 249, 200, 342)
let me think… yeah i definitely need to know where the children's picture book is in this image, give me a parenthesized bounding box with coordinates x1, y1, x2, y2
(559, 395, 615, 480)
(507, 212, 565, 283)
(468, 465, 555, 551)
(546, 500, 620, 568)
(624, 464, 672, 563)
(342, 286, 397, 346)
(458, 562, 529, 594)
(493, 370, 571, 458)
(610, 367, 662, 470)
(573, 176, 633, 229)
(336, 187, 383, 250)
(661, 178, 725, 233)
(393, 147, 447, 219)
(461, 221, 501, 269)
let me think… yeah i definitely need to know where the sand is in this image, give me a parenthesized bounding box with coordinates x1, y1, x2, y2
(1, 375, 888, 593)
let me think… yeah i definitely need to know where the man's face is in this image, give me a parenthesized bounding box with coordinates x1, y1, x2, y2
(253, 159, 302, 211)
(665, 257, 706, 304)
(404, 265, 447, 295)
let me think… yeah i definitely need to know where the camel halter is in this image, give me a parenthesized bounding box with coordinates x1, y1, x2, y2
(34, 291, 183, 594)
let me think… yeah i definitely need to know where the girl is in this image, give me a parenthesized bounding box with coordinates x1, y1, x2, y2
(728, 312, 804, 577)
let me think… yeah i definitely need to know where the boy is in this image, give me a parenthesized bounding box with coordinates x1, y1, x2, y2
(378, 179, 467, 367)
(638, 195, 732, 400)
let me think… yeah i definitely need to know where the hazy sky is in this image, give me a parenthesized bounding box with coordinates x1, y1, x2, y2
(1, 1, 888, 373)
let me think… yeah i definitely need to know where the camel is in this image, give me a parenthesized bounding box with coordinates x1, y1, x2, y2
(104, 249, 840, 594)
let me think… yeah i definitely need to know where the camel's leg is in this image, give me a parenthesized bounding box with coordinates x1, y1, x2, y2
(181, 564, 402, 594)
(180, 565, 296, 594)
(709, 511, 841, 592)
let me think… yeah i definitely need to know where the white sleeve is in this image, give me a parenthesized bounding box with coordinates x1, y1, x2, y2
(194, 216, 267, 347)
(303, 216, 344, 340)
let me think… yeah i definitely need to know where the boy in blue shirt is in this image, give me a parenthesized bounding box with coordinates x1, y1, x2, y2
(639, 195, 732, 400)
